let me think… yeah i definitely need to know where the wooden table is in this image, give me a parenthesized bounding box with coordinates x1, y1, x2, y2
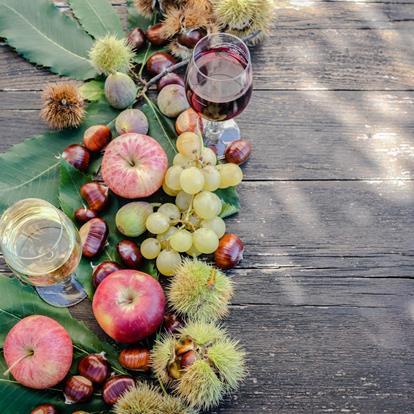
(1, 1, 414, 412)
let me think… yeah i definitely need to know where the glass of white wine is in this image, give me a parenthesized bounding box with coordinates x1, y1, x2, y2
(0, 198, 86, 307)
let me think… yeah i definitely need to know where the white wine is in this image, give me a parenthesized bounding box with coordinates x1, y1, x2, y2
(0, 199, 81, 287)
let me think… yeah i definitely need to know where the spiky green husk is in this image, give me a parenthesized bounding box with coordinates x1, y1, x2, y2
(213, 0, 274, 42)
(89, 35, 134, 75)
(179, 321, 224, 345)
(168, 259, 234, 322)
(152, 335, 177, 385)
(161, 394, 198, 414)
(114, 383, 164, 414)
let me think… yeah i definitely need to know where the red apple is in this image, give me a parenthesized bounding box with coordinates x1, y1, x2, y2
(101, 133, 168, 199)
(92, 269, 166, 343)
(3, 315, 73, 389)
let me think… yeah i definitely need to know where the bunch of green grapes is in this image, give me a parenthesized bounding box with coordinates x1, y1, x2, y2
(140, 132, 243, 276)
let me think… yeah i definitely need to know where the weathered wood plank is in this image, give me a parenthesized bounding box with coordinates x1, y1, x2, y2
(2, 91, 414, 180)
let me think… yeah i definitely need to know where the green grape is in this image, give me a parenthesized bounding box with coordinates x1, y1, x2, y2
(192, 228, 219, 254)
(200, 147, 217, 166)
(201, 165, 221, 191)
(146, 212, 170, 234)
(173, 153, 192, 167)
(158, 203, 181, 222)
(186, 213, 201, 231)
(163, 180, 179, 196)
(217, 163, 243, 188)
(176, 132, 201, 160)
(170, 229, 193, 252)
(156, 249, 181, 276)
(193, 191, 222, 220)
(180, 167, 205, 195)
(186, 245, 202, 257)
(201, 216, 226, 238)
(165, 165, 184, 191)
(140, 238, 161, 259)
(157, 226, 178, 249)
(175, 191, 193, 211)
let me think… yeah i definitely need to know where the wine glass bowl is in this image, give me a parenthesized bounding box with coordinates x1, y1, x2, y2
(185, 33, 253, 156)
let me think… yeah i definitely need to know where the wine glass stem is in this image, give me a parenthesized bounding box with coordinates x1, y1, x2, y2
(204, 120, 224, 146)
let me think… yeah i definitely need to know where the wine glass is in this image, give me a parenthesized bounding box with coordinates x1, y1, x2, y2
(0, 198, 86, 307)
(185, 33, 253, 157)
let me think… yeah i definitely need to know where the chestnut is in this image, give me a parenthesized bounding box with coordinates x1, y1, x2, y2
(116, 240, 142, 268)
(75, 207, 98, 223)
(62, 144, 90, 172)
(92, 261, 122, 288)
(167, 361, 182, 380)
(163, 313, 183, 333)
(127, 27, 146, 52)
(83, 125, 111, 152)
(80, 182, 109, 212)
(146, 51, 177, 76)
(157, 72, 184, 92)
(64, 375, 93, 404)
(214, 233, 244, 270)
(224, 139, 252, 165)
(31, 404, 58, 414)
(180, 350, 197, 369)
(145, 23, 169, 46)
(177, 28, 206, 49)
(102, 375, 135, 405)
(79, 218, 108, 258)
(119, 348, 151, 372)
(175, 337, 194, 356)
(78, 353, 110, 384)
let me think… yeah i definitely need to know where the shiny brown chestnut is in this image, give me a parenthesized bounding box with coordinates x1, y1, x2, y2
(92, 261, 122, 288)
(79, 218, 108, 258)
(214, 233, 244, 270)
(31, 404, 59, 414)
(116, 240, 142, 268)
(180, 350, 197, 369)
(63, 375, 93, 404)
(127, 28, 146, 51)
(83, 125, 111, 152)
(119, 348, 151, 372)
(156, 72, 184, 92)
(224, 139, 252, 165)
(80, 182, 109, 212)
(78, 353, 110, 384)
(163, 313, 183, 333)
(62, 144, 90, 172)
(146, 52, 177, 76)
(175, 337, 194, 356)
(177, 28, 206, 49)
(102, 375, 135, 405)
(145, 23, 169, 46)
(75, 207, 98, 223)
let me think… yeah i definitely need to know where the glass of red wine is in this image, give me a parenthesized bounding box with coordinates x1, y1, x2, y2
(185, 33, 253, 157)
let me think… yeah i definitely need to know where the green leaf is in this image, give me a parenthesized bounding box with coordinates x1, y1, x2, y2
(0, 0, 97, 80)
(141, 260, 159, 280)
(141, 96, 177, 164)
(127, 0, 154, 31)
(0, 277, 124, 413)
(68, 0, 124, 39)
(59, 160, 92, 221)
(0, 101, 119, 215)
(80, 80, 105, 102)
(216, 187, 241, 218)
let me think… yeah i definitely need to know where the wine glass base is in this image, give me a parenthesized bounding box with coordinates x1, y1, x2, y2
(35, 274, 87, 307)
(203, 119, 240, 159)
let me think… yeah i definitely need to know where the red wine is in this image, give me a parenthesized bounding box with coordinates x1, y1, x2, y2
(186, 47, 253, 121)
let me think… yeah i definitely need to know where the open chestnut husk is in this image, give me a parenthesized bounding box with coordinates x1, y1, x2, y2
(177, 28, 206, 49)
(146, 52, 177, 76)
(31, 404, 58, 414)
(225, 139, 252, 165)
(119, 348, 151, 372)
(157, 72, 184, 92)
(92, 261, 122, 288)
(75, 207, 98, 223)
(62, 144, 90, 172)
(78, 353, 110, 384)
(145, 23, 168, 46)
(127, 27, 146, 52)
(79, 218, 108, 258)
(116, 240, 142, 268)
(64, 375, 93, 404)
(83, 125, 111, 152)
(102, 375, 135, 405)
(214, 233, 244, 270)
(80, 182, 109, 212)
(163, 313, 183, 333)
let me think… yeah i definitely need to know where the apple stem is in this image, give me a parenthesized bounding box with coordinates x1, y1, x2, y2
(3, 350, 33, 376)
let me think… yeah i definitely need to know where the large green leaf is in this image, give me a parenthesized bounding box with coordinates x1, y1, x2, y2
(80, 79, 105, 102)
(216, 187, 241, 218)
(0, 277, 124, 413)
(68, 0, 124, 39)
(0, 101, 119, 215)
(0, 0, 97, 80)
